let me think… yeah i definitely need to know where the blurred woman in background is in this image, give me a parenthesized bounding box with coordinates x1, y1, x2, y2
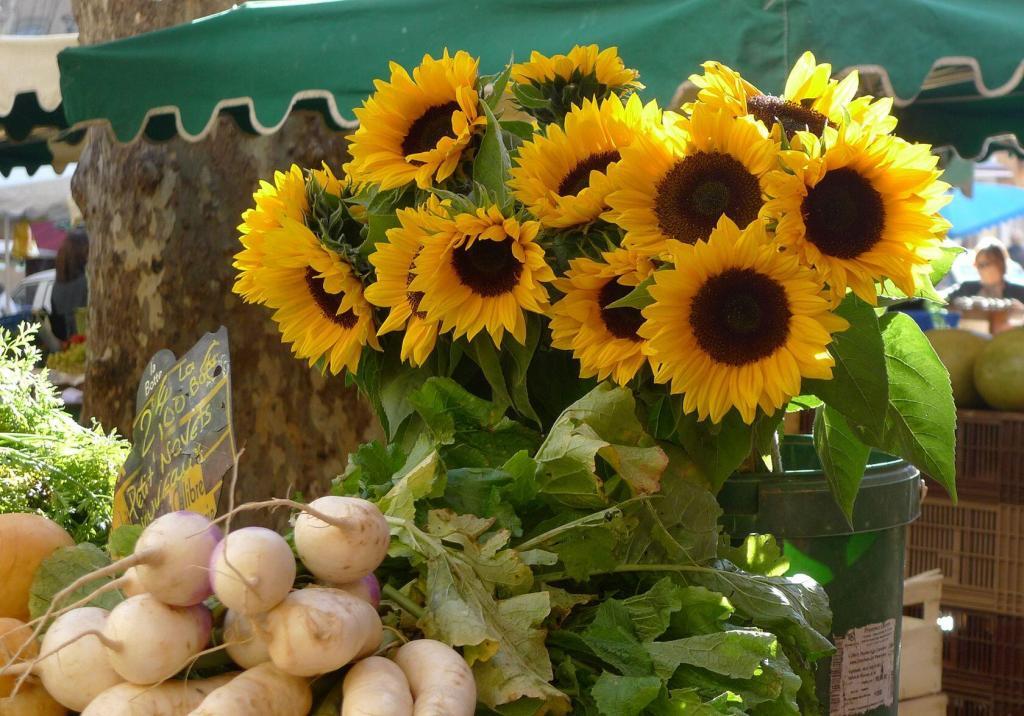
(948, 238, 1024, 302)
(50, 227, 89, 341)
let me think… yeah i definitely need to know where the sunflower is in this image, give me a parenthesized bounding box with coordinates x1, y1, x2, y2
(236, 215, 379, 375)
(364, 199, 446, 367)
(687, 51, 897, 139)
(549, 249, 655, 385)
(641, 217, 848, 424)
(509, 94, 661, 229)
(347, 50, 486, 190)
(409, 204, 554, 346)
(234, 163, 356, 306)
(605, 104, 777, 256)
(511, 45, 642, 123)
(234, 165, 310, 304)
(512, 45, 641, 90)
(764, 127, 950, 304)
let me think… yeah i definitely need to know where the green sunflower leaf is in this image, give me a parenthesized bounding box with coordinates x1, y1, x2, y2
(469, 334, 514, 410)
(786, 395, 822, 413)
(482, 61, 514, 111)
(501, 120, 538, 141)
(675, 410, 751, 493)
(804, 292, 888, 429)
(854, 312, 957, 500)
(512, 82, 550, 110)
(930, 243, 965, 285)
(474, 99, 511, 208)
(813, 405, 871, 522)
(502, 316, 542, 426)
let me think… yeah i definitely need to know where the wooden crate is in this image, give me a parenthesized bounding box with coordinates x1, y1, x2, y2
(905, 497, 1024, 616)
(900, 570, 943, 702)
(942, 409, 1024, 505)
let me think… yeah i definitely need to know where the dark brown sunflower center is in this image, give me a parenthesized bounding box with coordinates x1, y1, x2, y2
(402, 101, 461, 157)
(558, 150, 620, 197)
(654, 152, 762, 244)
(451, 239, 522, 297)
(598, 279, 644, 342)
(305, 267, 358, 328)
(747, 94, 830, 137)
(689, 268, 791, 366)
(801, 168, 885, 260)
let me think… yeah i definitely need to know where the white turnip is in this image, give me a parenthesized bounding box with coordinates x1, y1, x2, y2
(80, 673, 236, 716)
(209, 527, 295, 615)
(133, 511, 222, 606)
(26, 511, 221, 649)
(223, 610, 269, 669)
(294, 497, 390, 585)
(263, 588, 382, 676)
(186, 662, 310, 716)
(394, 639, 476, 716)
(342, 656, 413, 716)
(103, 595, 211, 685)
(34, 607, 123, 711)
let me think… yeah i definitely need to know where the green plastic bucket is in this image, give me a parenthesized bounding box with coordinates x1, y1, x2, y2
(717, 436, 922, 716)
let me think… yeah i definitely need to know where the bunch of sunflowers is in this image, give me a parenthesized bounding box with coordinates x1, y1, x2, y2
(231, 46, 959, 715)
(234, 45, 954, 493)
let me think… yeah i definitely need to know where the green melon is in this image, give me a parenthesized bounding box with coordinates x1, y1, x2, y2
(926, 328, 989, 408)
(974, 328, 1024, 411)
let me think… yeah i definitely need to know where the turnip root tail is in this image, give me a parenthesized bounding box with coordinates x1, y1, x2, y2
(394, 639, 476, 716)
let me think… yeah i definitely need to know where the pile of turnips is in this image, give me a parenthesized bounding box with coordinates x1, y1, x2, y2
(0, 497, 477, 715)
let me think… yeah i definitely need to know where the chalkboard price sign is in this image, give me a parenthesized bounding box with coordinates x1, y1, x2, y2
(113, 327, 236, 528)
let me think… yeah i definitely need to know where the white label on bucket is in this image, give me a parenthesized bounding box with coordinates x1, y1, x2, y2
(828, 618, 896, 715)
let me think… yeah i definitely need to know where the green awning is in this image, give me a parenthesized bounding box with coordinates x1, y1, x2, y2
(58, 0, 1024, 157)
(1, 33, 81, 174)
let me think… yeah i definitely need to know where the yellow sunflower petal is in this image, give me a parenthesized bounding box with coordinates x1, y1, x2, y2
(640, 216, 846, 424)
(410, 203, 552, 347)
(348, 50, 486, 190)
(549, 248, 655, 385)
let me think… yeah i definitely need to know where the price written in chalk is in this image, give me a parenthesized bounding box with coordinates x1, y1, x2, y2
(114, 327, 236, 528)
